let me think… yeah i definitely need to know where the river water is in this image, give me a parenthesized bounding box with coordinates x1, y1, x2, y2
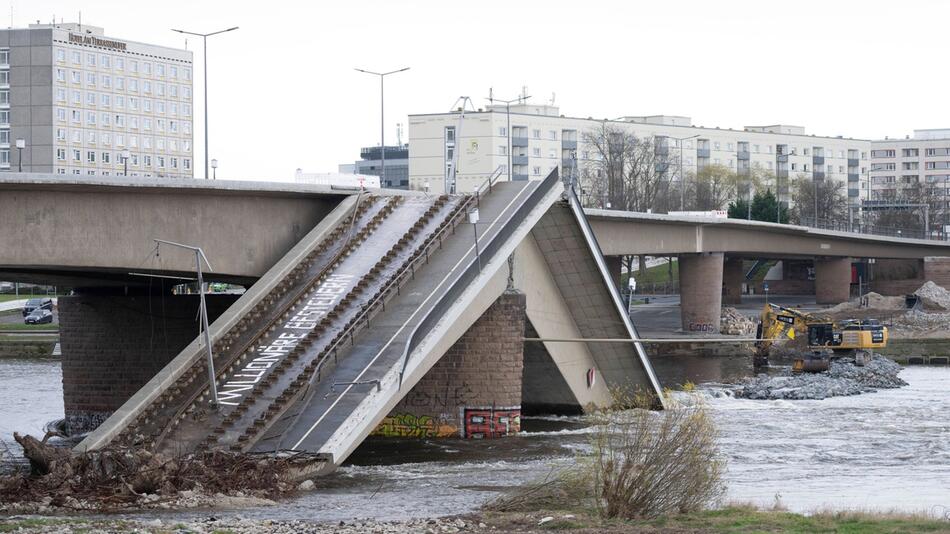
(2, 356, 949, 520)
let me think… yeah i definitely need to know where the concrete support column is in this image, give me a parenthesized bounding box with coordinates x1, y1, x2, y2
(605, 255, 623, 292)
(374, 291, 526, 439)
(814, 257, 853, 304)
(723, 257, 744, 305)
(679, 253, 724, 333)
(59, 294, 239, 434)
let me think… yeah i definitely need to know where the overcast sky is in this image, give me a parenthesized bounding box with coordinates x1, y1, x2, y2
(18, 0, 950, 181)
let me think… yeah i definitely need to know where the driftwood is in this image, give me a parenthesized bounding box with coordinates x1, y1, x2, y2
(1, 433, 322, 508)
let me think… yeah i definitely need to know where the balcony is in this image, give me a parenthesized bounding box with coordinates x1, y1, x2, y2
(813, 171, 826, 180)
(813, 156, 825, 165)
(776, 169, 789, 178)
(561, 139, 577, 149)
(511, 155, 528, 165)
(848, 189, 860, 197)
(737, 150, 750, 160)
(511, 136, 529, 147)
(777, 154, 789, 162)
(696, 148, 710, 158)
(655, 146, 669, 157)
(512, 173, 529, 181)
(848, 173, 860, 182)
(848, 158, 859, 167)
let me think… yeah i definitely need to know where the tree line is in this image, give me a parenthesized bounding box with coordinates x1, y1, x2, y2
(575, 123, 939, 237)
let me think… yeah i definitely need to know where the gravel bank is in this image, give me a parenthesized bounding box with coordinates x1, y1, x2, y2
(731, 355, 907, 400)
(0, 516, 489, 533)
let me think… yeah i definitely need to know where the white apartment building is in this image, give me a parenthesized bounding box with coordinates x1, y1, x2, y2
(1, 22, 194, 177)
(409, 104, 871, 208)
(869, 129, 950, 202)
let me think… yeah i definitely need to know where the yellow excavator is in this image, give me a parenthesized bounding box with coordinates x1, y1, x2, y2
(754, 303, 888, 372)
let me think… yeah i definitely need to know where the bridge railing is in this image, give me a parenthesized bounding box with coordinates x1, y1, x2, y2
(799, 216, 946, 241)
(398, 168, 561, 386)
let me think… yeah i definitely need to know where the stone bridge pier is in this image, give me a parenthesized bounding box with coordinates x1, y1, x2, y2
(59, 292, 239, 434)
(815, 257, 853, 304)
(678, 253, 724, 334)
(373, 291, 526, 439)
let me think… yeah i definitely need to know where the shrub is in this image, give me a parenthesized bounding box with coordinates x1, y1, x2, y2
(589, 393, 724, 519)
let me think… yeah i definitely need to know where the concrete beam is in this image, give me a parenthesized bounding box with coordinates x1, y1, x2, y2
(587, 210, 950, 260)
(679, 253, 724, 333)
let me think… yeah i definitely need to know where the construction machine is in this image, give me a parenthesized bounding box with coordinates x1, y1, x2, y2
(754, 303, 888, 372)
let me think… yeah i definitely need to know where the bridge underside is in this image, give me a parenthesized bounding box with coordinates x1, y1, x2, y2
(71, 171, 663, 474)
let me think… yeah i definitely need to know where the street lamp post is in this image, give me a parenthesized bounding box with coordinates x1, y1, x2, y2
(14, 138, 24, 172)
(670, 134, 699, 210)
(211, 158, 218, 180)
(355, 67, 410, 188)
(171, 26, 239, 180)
(121, 149, 131, 176)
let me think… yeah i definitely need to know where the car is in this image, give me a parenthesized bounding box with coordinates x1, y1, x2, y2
(22, 298, 54, 317)
(24, 308, 53, 325)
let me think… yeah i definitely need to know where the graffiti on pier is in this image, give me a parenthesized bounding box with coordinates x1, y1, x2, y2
(372, 413, 458, 438)
(400, 383, 474, 410)
(463, 407, 521, 439)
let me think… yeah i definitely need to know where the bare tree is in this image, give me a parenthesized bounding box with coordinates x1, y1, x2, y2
(683, 164, 743, 211)
(580, 123, 676, 275)
(580, 122, 675, 213)
(788, 174, 849, 226)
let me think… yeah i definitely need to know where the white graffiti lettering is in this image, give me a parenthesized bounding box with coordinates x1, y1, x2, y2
(216, 273, 353, 405)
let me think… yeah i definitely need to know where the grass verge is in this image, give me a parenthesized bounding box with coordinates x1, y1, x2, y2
(475, 505, 950, 533)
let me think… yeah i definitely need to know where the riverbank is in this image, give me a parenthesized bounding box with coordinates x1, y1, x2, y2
(3, 506, 949, 533)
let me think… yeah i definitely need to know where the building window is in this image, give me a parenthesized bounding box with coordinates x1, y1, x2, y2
(71, 71, 81, 84)
(116, 77, 126, 91)
(87, 151, 96, 163)
(70, 90, 80, 104)
(72, 149, 81, 161)
(143, 81, 151, 94)
(129, 79, 138, 92)
(116, 95, 125, 109)
(102, 152, 111, 163)
(130, 60, 138, 73)
(86, 92, 96, 106)
(86, 111, 96, 125)
(56, 148, 66, 160)
(143, 155, 151, 166)
(101, 55, 111, 69)
(56, 88, 66, 102)
(55, 69, 66, 82)
(86, 72, 96, 86)
(56, 49, 66, 62)
(56, 128, 66, 141)
(115, 57, 124, 70)
(0, 49, 9, 64)
(70, 110, 80, 123)
(532, 129, 541, 139)
(71, 130, 80, 143)
(101, 94, 111, 107)
(102, 75, 111, 89)
(86, 53, 96, 66)
(87, 131, 96, 144)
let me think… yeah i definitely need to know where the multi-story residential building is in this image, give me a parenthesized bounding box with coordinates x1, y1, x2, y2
(869, 129, 950, 200)
(408, 104, 871, 210)
(1, 22, 193, 177)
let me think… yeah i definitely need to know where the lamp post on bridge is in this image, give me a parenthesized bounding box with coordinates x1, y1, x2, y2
(171, 26, 240, 181)
(355, 67, 410, 190)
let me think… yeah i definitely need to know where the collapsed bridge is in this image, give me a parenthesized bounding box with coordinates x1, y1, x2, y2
(42, 170, 663, 473)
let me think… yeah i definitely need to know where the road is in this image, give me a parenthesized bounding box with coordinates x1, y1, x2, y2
(629, 294, 826, 336)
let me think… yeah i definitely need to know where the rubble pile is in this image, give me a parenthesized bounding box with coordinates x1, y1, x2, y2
(825, 292, 904, 315)
(914, 281, 950, 311)
(733, 355, 906, 400)
(720, 307, 756, 336)
(0, 433, 320, 513)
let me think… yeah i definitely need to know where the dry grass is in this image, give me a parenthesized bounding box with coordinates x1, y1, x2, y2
(589, 392, 724, 519)
(485, 391, 725, 521)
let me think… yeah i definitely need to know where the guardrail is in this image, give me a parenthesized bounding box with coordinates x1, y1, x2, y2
(397, 169, 561, 386)
(274, 168, 509, 447)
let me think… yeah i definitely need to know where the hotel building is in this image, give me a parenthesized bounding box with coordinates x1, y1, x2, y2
(1, 22, 193, 177)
